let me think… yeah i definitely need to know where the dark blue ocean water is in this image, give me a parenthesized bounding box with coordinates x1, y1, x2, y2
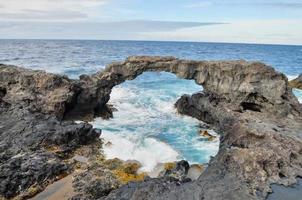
(0, 40, 301, 77)
(1, 40, 301, 171)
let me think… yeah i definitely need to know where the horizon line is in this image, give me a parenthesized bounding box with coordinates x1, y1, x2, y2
(0, 38, 301, 47)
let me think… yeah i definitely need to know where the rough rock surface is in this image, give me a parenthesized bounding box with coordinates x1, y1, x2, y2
(2, 57, 299, 121)
(0, 65, 102, 199)
(0, 100, 101, 199)
(289, 74, 302, 89)
(97, 56, 301, 117)
(0, 150, 68, 199)
(0, 64, 111, 120)
(72, 166, 120, 199)
(159, 160, 191, 182)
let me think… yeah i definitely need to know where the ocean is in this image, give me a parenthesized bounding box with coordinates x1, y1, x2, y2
(1, 39, 301, 171)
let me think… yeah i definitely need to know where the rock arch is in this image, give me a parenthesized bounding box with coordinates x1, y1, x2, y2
(70, 56, 300, 120)
(90, 56, 302, 199)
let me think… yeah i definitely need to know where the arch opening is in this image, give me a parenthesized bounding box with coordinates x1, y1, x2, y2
(91, 71, 220, 174)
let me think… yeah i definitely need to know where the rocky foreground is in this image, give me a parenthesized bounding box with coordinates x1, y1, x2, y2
(0, 57, 301, 200)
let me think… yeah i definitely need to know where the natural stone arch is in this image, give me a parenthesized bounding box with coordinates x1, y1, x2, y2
(93, 57, 302, 200)
(4, 56, 297, 121)
(70, 56, 300, 120)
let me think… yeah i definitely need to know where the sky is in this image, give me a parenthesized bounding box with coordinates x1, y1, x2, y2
(0, 0, 302, 44)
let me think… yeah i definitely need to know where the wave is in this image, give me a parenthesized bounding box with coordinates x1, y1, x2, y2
(99, 132, 180, 172)
(285, 74, 302, 103)
(293, 89, 302, 103)
(91, 74, 220, 172)
(287, 74, 299, 81)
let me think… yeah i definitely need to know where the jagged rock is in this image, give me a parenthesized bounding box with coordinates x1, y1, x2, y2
(289, 74, 302, 89)
(2, 57, 300, 121)
(0, 64, 112, 121)
(71, 158, 150, 200)
(0, 150, 68, 199)
(0, 102, 101, 199)
(173, 85, 302, 199)
(0, 65, 102, 199)
(73, 167, 120, 199)
(156, 161, 203, 182)
(0, 104, 101, 162)
(160, 160, 190, 182)
(0, 64, 76, 120)
(104, 177, 182, 200)
(98, 56, 301, 117)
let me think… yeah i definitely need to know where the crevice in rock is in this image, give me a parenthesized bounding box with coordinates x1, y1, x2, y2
(240, 102, 262, 112)
(0, 87, 6, 98)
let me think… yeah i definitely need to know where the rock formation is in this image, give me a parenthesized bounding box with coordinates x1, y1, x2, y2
(0, 64, 114, 121)
(1, 56, 301, 200)
(0, 65, 102, 199)
(96, 56, 302, 200)
(289, 74, 302, 89)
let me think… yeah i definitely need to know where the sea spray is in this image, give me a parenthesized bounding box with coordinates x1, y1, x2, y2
(293, 89, 302, 103)
(92, 72, 220, 172)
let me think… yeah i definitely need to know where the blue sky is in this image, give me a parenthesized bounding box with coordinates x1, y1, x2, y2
(0, 0, 301, 44)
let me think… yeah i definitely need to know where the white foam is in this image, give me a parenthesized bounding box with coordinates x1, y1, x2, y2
(91, 86, 183, 172)
(285, 75, 302, 103)
(110, 87, 137, 102)
(100, 132, 180, 172)
(293, 89, 302, 103)
(91, 77, 219, 172)
(153, 99, 175, 114)
(286, 74, 299, 81)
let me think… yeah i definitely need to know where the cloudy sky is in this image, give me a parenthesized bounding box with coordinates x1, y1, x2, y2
(0, 0, 302, 44)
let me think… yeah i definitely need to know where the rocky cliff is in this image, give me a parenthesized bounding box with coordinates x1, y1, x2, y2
(0, 57, 301, 200)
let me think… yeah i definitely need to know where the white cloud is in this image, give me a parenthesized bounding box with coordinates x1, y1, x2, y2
(1, 19, 301, 45)
(184, 0, 302, 9)
(0, 20, 221, 39)
(184, 1, 212, 8)
(0, 0, 109, 21)
(140, 20, 302, 45)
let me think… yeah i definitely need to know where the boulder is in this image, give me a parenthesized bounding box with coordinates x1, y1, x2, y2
(160, 160, 190, 182)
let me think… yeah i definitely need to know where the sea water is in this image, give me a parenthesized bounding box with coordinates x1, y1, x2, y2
(0, 40, 301, 171)
(91, 72, 219, 171)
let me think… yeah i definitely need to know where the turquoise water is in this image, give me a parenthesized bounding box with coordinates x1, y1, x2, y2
(0, 40, 301, 170)
(91, 72, 219, 171)
(293, 89, 302, 103)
